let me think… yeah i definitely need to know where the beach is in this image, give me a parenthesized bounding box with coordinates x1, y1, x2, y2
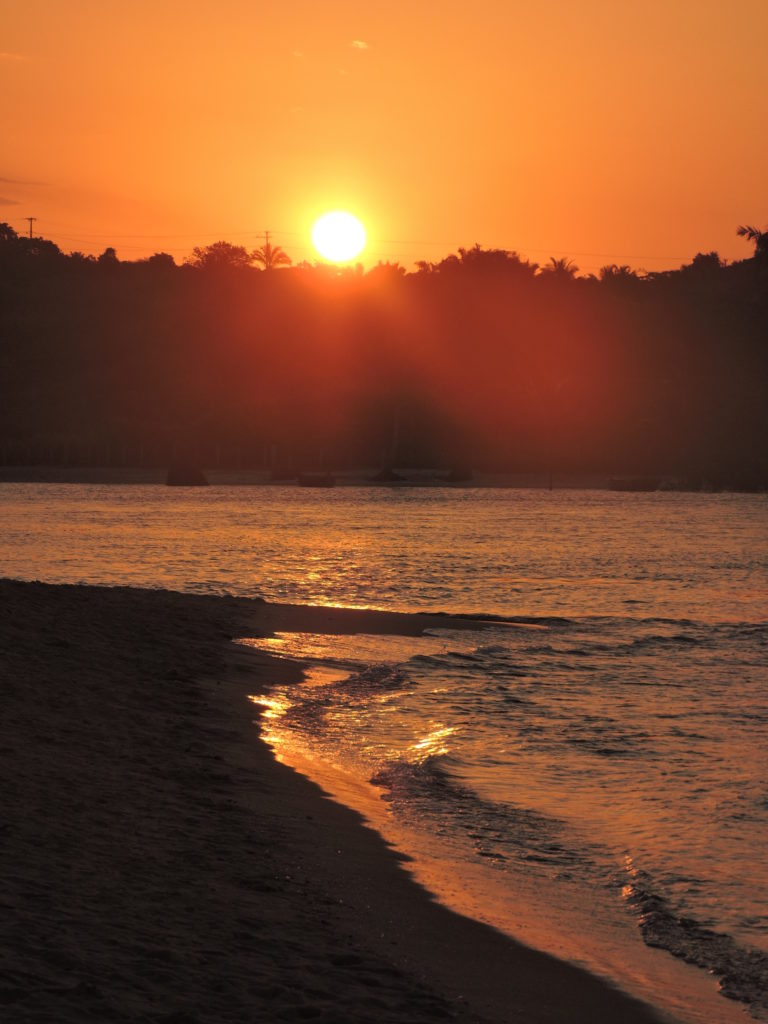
(0, 579, 669, 1024)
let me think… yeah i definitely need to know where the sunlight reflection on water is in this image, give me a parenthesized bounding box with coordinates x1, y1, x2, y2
(0, 483, 766, 621)
(239, 613, 768, 1024)
(3, 483, 767, 1021)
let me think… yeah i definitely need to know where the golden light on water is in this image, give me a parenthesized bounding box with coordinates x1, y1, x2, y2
(621, 855, 639, 902)
(410, 725, 456, 762)
(241, 634, 466, 774)
(248, 694, 288, 721)
(249, 693, 292, 747)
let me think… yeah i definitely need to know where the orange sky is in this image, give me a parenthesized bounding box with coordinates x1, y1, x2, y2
(2, 0, 767, 271)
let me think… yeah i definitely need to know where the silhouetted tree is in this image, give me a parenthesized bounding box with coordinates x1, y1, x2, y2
(18, 235, 63, 262)
(366, 260, 406, 280)
(1, 221, 767, 486)
(457, 244, 538, 278)
(414, 245, 538, 279)
(252, 239, 291, 270)
(599, 264, 636, 281)
(68, 251, 96, 264)
(684, 252, 725, 278)
(541, 256, 578, 278)
(98, 246, 119, 264)
(415, 253, 460, 274)
(145, 252, 176, 268)
(737, 224, 768, 260)
(184, 241, 253, 270)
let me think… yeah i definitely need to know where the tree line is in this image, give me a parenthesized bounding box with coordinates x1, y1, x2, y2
(0, 222, 766, 486)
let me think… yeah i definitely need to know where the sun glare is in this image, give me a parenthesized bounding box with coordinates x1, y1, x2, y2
(312, 211, 366, 263)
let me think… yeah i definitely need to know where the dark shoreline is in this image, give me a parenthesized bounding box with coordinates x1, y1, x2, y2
(0, 579, 669, 1023)
(0, 465, 607, 488)
(2, 466, 763, 492)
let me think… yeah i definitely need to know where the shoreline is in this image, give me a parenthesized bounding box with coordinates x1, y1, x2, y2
(1, 467, 763, 495)
(0, 465, 610, 489)
(1, 579, 670, 1023)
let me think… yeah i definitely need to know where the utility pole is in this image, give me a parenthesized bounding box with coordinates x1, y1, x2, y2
(25, 216, 37, 239)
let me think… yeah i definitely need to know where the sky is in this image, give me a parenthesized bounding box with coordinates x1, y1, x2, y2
(2, 0, 767, 272)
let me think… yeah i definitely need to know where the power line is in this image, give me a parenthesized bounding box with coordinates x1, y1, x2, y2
(36, 221, 300, 241)
(33, 216, 706, 268)
(35, 219, 695, 261)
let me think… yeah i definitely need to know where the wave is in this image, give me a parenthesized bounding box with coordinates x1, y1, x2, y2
(623, 865, 768, 1016)
(373, 749, 768, 1016)
(429, 611, 575, 627)
(257, 614, 768, 1020)
(369, 752, 599, 874)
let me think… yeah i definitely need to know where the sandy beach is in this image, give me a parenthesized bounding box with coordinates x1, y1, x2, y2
(0, 579, 668, 1023)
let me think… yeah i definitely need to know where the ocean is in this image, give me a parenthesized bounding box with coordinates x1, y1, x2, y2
(2, 483, 766, 1021)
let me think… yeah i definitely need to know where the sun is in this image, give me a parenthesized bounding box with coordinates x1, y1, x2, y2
(312, 211, 366, 263)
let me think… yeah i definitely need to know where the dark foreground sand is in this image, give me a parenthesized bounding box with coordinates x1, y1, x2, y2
(0, 580, 667, 1023)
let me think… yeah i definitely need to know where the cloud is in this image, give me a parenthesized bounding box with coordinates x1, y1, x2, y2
(0, 52, 26, 61)
(0, 196, 21, 206)
(350, 40, 369, 50)
(0, 175, 45, 186)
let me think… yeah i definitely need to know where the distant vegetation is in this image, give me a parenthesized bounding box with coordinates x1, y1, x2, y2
(1, 222, 766, 487)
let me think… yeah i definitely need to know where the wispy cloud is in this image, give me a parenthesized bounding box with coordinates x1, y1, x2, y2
(350, 40, 369, 50)
(0, 51, 26, 62)
(0, 175, 45, 186)
(0, 196, 20, 206)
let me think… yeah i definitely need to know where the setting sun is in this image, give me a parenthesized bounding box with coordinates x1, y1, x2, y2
(312, 211, 366, 263)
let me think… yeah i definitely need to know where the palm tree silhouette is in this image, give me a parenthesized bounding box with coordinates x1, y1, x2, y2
(736, 224, 768, 259)
(252, 233, 292, 270)
(542, 256, 578, 278)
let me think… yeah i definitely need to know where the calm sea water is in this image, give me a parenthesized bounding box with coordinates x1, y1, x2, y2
(2, 483, 767, 1021)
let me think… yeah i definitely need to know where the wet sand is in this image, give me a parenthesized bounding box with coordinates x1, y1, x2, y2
(0, 579, 668, 1023)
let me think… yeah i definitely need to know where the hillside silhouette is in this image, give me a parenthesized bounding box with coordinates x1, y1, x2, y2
(1, 223, 766, 487)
